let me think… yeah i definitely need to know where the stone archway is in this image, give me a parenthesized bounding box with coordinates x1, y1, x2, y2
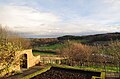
(20, 54, 27, 68)
(16, 49, 40, 70)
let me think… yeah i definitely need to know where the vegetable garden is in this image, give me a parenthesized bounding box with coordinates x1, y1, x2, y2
(31, 67, 101, 79)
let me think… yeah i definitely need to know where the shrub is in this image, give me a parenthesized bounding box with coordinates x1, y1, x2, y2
(58, 41, 93, 66)
(0, 25, 30, 77)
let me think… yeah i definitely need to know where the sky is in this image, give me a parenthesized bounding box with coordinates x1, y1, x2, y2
(0, 0, 120, 38)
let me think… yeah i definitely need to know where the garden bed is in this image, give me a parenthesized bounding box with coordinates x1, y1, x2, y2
(31, 67, 101, 79)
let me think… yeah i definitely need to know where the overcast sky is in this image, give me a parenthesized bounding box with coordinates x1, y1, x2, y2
(0, 0, 120, 38)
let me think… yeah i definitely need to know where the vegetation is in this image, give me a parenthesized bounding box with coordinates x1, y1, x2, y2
(76, 66, 118, 72)
(99, 40, 120, 74)
(0, 25, 30, 77)
(37, 43, 64, 50)
(31, 35, 120, 71)
(0, 24, 119, 78)
(58, 41, 93, 66)
(30, 38, 60, 48)
(33, 51, 55, 56)
(56, 41, 120, 74)
(29, 33, 120, 78)
(57, 32, 120, 44)
(30, 33, 120, 52)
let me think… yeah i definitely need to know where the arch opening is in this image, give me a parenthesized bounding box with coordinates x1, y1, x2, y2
(20, 54, 27, 68)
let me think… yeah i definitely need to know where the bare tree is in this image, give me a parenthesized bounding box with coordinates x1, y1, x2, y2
(59, 41, 93, 66)
(97, 40, 120, 77)
(107, 41, 120, 75)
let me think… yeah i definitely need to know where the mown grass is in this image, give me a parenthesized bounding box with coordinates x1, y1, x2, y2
(52, 64, 118, 72)
(74, 66, 118, 72)
(50, 64, 102, 72)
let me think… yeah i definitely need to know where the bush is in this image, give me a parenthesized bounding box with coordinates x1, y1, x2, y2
(58, 41, 93, 66)
(0, 25, 30, 77)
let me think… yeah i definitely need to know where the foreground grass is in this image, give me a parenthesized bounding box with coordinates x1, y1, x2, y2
(50, 64, 118, 72)
(74, 66, 118, 72)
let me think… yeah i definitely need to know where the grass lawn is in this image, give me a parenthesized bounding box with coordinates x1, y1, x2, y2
(50, 64, 118, 72)
(75, 66, 119, 72)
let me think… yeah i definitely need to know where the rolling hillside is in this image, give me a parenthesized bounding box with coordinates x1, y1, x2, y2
(58, 32, 120, 45)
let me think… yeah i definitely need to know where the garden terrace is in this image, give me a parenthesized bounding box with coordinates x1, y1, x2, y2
(21, 64, 103, 79)
(31, 67, 101, 79)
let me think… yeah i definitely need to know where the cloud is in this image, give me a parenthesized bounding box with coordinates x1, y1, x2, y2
(58, 22, 120, 34)
(0, 5, 60, 34)
(0, 0, 120, 38)
(103, 0, 120, 4)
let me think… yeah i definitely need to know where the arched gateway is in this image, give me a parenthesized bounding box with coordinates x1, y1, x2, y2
(16, 49, 40, 70)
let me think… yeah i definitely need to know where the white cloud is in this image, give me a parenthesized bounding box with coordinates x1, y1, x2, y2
(74, 1, 120, 25)
(0, 1, 120, 38)
(57, 22, 120, 35)
(0, 5, 60, 34)
(103, 0, 120, 4)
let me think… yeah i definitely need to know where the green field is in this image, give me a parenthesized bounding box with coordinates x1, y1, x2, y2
(33, 44, 64, 56)
(33, 51, 56, 56)
(38, 43, 64, 50)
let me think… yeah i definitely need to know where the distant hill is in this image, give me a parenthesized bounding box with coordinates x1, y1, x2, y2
(57, 32, 120, 44)
(30, 32, 120, 47)
(30, 38, 60, 47)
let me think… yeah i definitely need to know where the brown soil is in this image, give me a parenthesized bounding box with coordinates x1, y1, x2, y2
(31, 67, 101, 79)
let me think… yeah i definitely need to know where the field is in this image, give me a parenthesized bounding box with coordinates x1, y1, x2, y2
(76, 66, 118, 72)
(37, 43, 64, 50)
(32, 43, 64, 56)
(33, 51, 55, 56)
